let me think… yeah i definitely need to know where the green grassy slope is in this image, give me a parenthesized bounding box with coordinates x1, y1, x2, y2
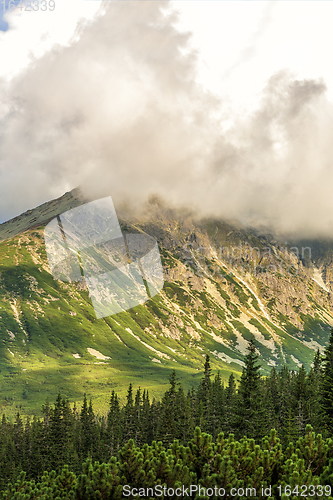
(1, 197, 333, 418)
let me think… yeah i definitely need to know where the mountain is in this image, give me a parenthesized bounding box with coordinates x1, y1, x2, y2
(0, 188, 87, 243)
(1, 189, 333, 417)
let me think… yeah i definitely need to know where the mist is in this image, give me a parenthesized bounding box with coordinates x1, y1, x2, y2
(0, 0, 333, 239)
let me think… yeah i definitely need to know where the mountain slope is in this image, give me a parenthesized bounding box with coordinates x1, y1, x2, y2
(0, 188, 86, 244)
(0, 191, 333, 417)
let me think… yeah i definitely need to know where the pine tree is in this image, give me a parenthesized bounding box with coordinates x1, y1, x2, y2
(117, 439, 145, 486)
(88, 398, 98, 458)
(277, 365, 296, 446)
(13, 412, 24, 470)
(29, 415, 45, 481)
(0, 414, 12, 490)
(158, 370, 181, 446)
(133, 388, 143, 447)
(294, 365, 308, 436)
(234, 337, 267, 440)
(62, 397, 75, 463)
(49, 393, 67, 471)
(307, 349, 324, 433)
(105, 390, 123, 458)
(183, 390, 195, 443)
(123, 383, 135, 443)
(22, 416, 31, 476)
(265, 367, 280, 433)
(210, 371, 225, 439)
(313, 348, 323, 375)
(140, 390, 152, 444)
(79, 393, 95, 459)
(196, 355, 213, 432)
(224, 373, 237, 435)
(187, 427, 214, 481)
(320, 328, 333, 434)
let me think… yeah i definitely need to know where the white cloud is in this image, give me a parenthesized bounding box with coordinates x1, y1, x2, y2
(174, 1, 333, 110)
(1, 0, 333, 240)
(0, 0, 102, 80)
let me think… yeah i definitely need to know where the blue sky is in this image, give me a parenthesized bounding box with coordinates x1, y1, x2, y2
(0, 0, 11, 30)
(0, 0, 58, 31)
(0, 0, 23, 31)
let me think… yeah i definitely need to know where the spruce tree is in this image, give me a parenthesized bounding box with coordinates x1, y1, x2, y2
(134, 388, 143, 446)
(265, 367, 280, 433)
(141, 390, 152, 444)
(30, 415, 45, 481)
(294, 365, 308, 436)
(13, 412, 24, 470)
(196, 355, 213, 433)
(313, 348, 323, 375)
(49, 393, 71, 471)
(320, 328, 333, 434)
(307, 349, 324, 433)
(158, 371, 180, 446)
(80, 393, 95, 458)
(224, 373, 236, 435)
(234, 337, 266, 440)
(106, 390, 123, 457)
(211, 371, 225, 439)
(0, 414, 12, 489)
(123, 383, 135, 443)
(23, 416, 31, 476)
(278, 365, 298, 446)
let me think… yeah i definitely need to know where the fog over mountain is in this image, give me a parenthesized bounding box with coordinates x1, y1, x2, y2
(0, 1, 333, 239)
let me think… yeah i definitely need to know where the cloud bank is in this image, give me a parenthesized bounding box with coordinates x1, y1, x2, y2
(0, 0, 333, 239)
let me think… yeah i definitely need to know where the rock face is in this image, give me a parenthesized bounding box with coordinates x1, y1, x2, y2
(1, 189, 333, 412)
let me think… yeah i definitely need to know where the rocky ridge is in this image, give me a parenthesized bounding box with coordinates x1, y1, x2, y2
(0, 190, 333, 414)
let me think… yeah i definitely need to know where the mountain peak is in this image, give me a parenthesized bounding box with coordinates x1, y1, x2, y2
(0, 188, 87, 244)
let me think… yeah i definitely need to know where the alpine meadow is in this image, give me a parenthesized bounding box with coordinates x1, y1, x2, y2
(1, 189, 333, 497)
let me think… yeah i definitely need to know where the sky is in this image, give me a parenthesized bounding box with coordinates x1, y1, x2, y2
(1, 1, 333, 238)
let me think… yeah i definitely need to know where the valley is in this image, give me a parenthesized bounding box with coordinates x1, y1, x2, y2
(0, 190, 332, 418)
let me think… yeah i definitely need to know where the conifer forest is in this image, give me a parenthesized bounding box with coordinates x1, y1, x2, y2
(0, 334, 333, 499)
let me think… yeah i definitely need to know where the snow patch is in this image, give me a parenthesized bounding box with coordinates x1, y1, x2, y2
(233, 329, 250, 355)
(7, 330, 15, 340)
(312, 267, 329, 292)
(166, 346, 177, 353)
(290, 354, 302, 367)
(238, 312, 277, 352)
(87, 348, 110, 360)
(302, 338, 325, 352)
(204, 278, 227, 308)
(72, 353, 81, 358)
(10, 300, 21, 325)
(211, 350, 245, 367)
(9, 299, 28, 336)
(207, 330, 232, 348)
(125, 328, 170, 359)
(213, 252, 271, 321)
(113, 331, 126, 344)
